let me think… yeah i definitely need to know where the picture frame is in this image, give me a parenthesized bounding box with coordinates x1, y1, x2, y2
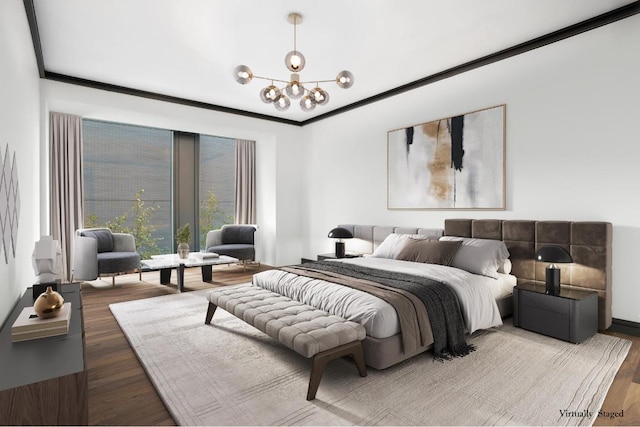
(387, 104, 505, 210)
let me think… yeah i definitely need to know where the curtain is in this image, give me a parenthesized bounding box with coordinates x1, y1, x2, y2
(50, 112, 84, 282)
(234, 139, 256, 224)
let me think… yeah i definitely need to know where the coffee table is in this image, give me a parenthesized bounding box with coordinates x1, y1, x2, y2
(141, 254, 238, 292)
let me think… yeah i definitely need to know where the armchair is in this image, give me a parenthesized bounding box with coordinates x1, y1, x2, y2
(73, 228, 141, 285)
(205, 224, 259, 267)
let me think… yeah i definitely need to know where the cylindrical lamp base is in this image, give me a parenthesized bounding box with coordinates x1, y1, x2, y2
(335, 242, 346, 258)
(545, 267, 561, 295)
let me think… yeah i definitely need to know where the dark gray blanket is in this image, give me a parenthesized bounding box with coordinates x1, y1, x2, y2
(295, 261, 475, 360)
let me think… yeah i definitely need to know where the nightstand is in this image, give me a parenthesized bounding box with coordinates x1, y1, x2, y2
(317, 252, 361, 261)
(513, 282, 598, 343)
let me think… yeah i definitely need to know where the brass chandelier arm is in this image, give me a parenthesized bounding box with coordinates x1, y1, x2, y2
(299, 79, 336, 85)
(252, 75, 335, 86)
(251, 75, 291, 85)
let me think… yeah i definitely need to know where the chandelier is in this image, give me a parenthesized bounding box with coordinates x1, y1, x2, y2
(233, 13, 354, 112)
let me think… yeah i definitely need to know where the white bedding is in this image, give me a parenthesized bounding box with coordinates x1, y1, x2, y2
(252, 257, 508, 339)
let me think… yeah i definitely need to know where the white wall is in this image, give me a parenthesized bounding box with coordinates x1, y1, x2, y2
(301, 15, 640, 324)
(14, 6, 639, 325)
(39, 81, 305, 268)
(0, 0, 41, 326)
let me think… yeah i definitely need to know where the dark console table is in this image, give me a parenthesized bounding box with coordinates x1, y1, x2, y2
(513, 282, 598, 343)
(0, 283, 88, 425)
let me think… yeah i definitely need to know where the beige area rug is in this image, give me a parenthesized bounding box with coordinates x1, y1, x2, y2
(110, 291, 631, 426)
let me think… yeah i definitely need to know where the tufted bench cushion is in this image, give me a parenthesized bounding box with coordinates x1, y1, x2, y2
(205, 283, 367, 400)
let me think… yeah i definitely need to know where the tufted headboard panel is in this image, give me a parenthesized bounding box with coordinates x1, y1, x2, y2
(338, 224, 443, 255)
(444, 219, 612, 330)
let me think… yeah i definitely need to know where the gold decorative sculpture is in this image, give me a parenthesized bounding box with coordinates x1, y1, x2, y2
(33, 286, 65, 319)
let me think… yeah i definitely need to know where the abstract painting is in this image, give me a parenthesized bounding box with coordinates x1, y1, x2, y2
(387, 105, 505, 210)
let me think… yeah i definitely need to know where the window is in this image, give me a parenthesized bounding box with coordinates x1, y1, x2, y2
(82, 120, 172, 257)
(199, 135, 236, 249)
(82, 120, 239, 257)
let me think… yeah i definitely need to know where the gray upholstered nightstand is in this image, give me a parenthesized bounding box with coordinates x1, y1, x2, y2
(513, 282, 598, 343)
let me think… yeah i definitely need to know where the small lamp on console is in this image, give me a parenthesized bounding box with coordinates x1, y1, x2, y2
(536, 245, 573, 295)
(327, 227, 353, 258)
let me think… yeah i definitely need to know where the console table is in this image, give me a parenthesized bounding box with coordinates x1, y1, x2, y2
(0, 283, 88, 425)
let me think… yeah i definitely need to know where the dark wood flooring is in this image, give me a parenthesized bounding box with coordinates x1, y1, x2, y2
(82, 264, 272, 426)
(82, 266, 640, 426)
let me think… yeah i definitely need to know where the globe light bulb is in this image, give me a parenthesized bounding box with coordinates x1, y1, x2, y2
(285, 73, 304, 99)
(260, 85, 280, 103)
(310, 87, 329, 106)
(336, 70, 354, 89)
(300, 95, 316, 112)
(274, 94, 291, 111)
(233, 65, 253, 85)
(285, 50, 306, 72)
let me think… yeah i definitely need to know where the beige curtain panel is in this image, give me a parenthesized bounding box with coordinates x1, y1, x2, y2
(234, 139, 256, 224)
(50, 112, 84, 281)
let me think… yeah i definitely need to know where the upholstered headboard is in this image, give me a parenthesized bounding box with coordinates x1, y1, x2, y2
(339, 219, 612, 330)
(445, 219, 612, 330)
(338, 224, 443, 255)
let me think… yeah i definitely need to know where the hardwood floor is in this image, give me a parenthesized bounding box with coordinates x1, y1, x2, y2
(82, 267, 640, 426)
(82, 264, 271, 426)
(594, 330, 640, 426)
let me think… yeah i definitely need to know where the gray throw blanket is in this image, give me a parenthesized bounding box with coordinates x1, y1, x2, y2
(297, 261, 475, 360)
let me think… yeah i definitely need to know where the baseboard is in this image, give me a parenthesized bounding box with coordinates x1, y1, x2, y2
(608, 318, 640, 337)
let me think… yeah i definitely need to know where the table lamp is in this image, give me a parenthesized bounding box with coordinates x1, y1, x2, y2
(536, 245, 573, 295)
(327, 227, 353, 258)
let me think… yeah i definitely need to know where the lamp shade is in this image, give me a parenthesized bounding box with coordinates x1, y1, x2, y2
(536, 245, 573, 263)
(327, 227, 353, 239)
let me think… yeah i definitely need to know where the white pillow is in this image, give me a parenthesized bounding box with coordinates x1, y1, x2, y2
(371, 234, 430, 259)
(498, 259, 512, 274)
(439, 236, 510, 279)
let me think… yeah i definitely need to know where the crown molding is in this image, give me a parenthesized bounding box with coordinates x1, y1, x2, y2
(301, 1, 640, 126)
(43, 72, 301, 126)
(23, 0, 640, 127)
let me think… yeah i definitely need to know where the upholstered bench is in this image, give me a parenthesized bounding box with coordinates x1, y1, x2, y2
(205, 284, 367, 400)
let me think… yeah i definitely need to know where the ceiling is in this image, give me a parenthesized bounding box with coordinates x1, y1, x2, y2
(30, 0, 637, 125)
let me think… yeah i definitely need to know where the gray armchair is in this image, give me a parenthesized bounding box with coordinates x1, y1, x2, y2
(205, 224, 259, 267)
(73, 228, 141, 285)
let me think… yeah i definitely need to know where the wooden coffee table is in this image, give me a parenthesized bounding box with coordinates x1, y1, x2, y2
(141, 254, 238, 292)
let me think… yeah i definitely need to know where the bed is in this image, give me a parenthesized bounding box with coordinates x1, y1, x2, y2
(252, 219, 612, 370)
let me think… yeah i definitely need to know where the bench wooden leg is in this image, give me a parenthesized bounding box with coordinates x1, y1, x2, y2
(205, 302, 218, 324)
(306, 341, 367, 401)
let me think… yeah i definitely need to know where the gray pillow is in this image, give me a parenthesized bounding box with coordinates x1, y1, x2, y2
(395, 239, 462, 266)
(371, 233, 431, 259)
(82, 229, 114, 253)
(439, 236, 510, 279)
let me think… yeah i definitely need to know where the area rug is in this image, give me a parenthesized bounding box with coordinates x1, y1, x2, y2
(110, 290, 631, 426)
